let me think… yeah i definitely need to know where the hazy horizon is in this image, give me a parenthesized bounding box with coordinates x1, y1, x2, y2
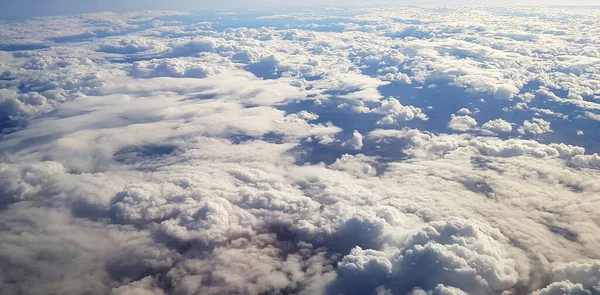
(1, 0, 599, 20)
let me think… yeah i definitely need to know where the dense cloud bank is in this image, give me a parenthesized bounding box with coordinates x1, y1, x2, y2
(1, 5, 600, 295)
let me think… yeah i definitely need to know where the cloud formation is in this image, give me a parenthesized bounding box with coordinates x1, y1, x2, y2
(1, 5, 600, 295)
(448, 114, 478, 132)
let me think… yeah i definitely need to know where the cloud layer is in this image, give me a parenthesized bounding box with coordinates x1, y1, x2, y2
(1, 5, 600, 295)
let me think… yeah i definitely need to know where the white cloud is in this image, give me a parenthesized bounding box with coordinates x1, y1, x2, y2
(532, 281, 590, 295)
(571, 154, 600, 169)
(367, 128, 587, 160)
(110, 276, 166, 295)
(389, 219, 519, 294)
(518, 118, 553, 135)
(482, 118, 513, 133)
(448, 114, 478, 132)
(342, 130, 365, 150)
(2, 5, 600, 295)
(98, 37, 167, 54)
(456, 108, 471, 115)
(376, 97, 427, 125)
(130, 55, 235, 78)
(551, 262, 600, 290)
(494, 83, 521, 100)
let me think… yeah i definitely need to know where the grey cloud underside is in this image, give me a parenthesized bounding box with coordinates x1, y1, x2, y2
(1, 5, 600, 295)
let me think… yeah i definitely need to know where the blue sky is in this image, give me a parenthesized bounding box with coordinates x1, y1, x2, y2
(1, 0, 598, 20)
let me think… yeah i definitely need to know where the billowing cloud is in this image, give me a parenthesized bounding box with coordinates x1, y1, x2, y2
(130, 56, 235, 78)
(98, 37, 167, 54)
(1, 5, 600, 295)
(448, 114, 478, 132)
(342, 130, 365, 150)
(375, 97, 427, 125)
(518, 118, 553, 135)
(482, 118, 513, 134)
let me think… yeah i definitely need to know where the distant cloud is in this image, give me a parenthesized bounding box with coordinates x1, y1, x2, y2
(518, 118, 553, 135)
(448, 114, 478, 131)
(343, 130, 365, 150)
(482, 118, 513, 133)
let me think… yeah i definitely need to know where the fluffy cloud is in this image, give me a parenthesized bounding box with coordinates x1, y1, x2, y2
(448, 115, 478, 132)
(482, 118, 513, 133)
(98, 37, 167, 54)
(390, 219, 519, 294)
(493, 84, 521, 100)
(456, 108, 471, 115)
(376, 97, 427, 125)
(518, 118, 553, 135)
(1, 5, 600, 295)
(572, 154, 600, 169)
(332, 219, 520, 294)
(534, 262, 600, 295)
(342, 130, 365, 150)
(130, 55, 235, 78)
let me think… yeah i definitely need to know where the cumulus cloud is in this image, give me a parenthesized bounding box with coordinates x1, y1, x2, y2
(448, 114, 478, 132)
(368, 128, 588, 160)
(342, 130, 365, 150)
(130, 55, 235, 78)
(571, 154, 600, 169)
(482, 118, 513, 134)
(375, 97, 427, 125)
(518, 118, 553, 135)
(493, 84, 521, 100)
(390, 219, 519, 294)
(98, 37, 167, 54)
(456, 108, 471, 115)
(331, 219, 521, 294)
(1, 5, 600, 295)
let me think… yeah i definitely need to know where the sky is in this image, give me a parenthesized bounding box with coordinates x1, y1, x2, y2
(1, 3, 600, 295)
(1, 0, 599, 20)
